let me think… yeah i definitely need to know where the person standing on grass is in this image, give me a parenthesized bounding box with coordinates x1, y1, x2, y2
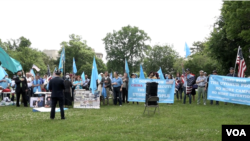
(206, 70, 219, 105)
(175, 72, 183, 101)
(182, 64, 195, 104)
(196, 70, 207, 105)
(101, 71, 111, 105)
(64, 74, 72, 107)
(15, 70, 28, 107)
(111, 71, 123, 106)
(122, 72, 129, 104)
(49, 70, 66, 120)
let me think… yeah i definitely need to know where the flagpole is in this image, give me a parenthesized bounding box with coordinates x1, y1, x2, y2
(233, 46, 240, 77)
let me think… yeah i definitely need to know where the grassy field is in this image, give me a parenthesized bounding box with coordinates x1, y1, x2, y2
(0, 98, 250, 141)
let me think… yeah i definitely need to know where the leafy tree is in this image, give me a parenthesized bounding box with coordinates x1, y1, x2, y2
(103, 25, 151, 74)
(57, 34, 106, 76)
(183, 53, 222, 76)
(143, 44, 179, 75)
(190, 41, 206, 54)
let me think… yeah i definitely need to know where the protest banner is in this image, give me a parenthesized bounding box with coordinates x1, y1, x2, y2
(128, 78, 175, 103)
(74, 89, 100, 109)
(207, 75, 250, 105)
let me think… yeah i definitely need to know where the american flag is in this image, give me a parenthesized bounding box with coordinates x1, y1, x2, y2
(236, 47, 246, 77)
(32, 64, 40, 71)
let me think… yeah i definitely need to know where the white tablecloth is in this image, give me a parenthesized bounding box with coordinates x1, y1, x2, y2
(34, 92, 51, 95)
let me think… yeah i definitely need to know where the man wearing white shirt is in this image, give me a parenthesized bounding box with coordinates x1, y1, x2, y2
(26, 73, 33, 97)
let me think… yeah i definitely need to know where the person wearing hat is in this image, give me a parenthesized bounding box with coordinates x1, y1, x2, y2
(196, 70, 207, 105)
(14, 70, 29, 107)
(181, 63, 195, 104)
(64, 73, 73, 107)
(49, 70, 66, 119)
(205, 70, 219, 105)
(227, 67, 237, 77)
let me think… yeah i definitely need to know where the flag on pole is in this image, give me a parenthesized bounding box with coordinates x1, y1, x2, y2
(125, 59, 130, 77)
(90, 57, 98, 94)
(47, 65, 51, 77)
(139, 64, 145, 79)
(236, 47, 246, 77)
(81, 72, 85, 81)
(32, 64, 40, 71)
(185, 42, 191, 58)
(157, 67, 165, 79)
(30, 69, 35, 77)
(58, 47, 65, 72)
(73, 57, 77, 74)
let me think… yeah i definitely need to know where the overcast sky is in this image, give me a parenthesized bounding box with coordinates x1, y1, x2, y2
(0, 0, 223, 63)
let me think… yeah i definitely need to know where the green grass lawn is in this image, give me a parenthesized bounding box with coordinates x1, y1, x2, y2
(0, 97, 250, 141)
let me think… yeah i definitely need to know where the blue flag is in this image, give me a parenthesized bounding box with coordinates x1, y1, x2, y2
(81, 72, 85, 81)
(90, 57, 98, 94)
(185, 42, 191, 58)
(58, 47, 65, 72)
(157, 67, 165, 80)
(139, 64, 145, 79)
(110, 72, 113, 79)
(73, 57, 77, 74)
(125, 59, 130, 77)
(0, 66, 6, 80)
(30, 69, 36, 77)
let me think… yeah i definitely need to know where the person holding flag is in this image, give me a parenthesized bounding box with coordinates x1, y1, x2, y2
(182, 64, 195, 104)
(101, 71, 111, 105)
(175, 72, 183, 101)
(15, 70, 29, 107)
(122, 72, 129, 104)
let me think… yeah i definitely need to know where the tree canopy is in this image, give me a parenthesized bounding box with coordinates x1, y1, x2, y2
(56, 34, 106, 76)
(103, 25, 151, 74)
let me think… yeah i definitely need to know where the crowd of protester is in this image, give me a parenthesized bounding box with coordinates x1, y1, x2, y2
(0, 64, 246, 107)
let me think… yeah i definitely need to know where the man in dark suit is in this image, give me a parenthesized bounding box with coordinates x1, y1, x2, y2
(100, 71, 111, 105)
(15, 70, 28, 107)
(49, 70, 65, 120)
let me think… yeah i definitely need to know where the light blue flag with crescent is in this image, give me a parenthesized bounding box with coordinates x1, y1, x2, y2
(81, 72, 85, 81)
(58, 47, 65, 72)
(125, 59, 130, 77)
(139, 64, 145, 79)
(185, 42, 191, 58)
(157, 67, 165, 80)
(73, 57, 77, 74)
(110, 72, 113, 79)
(90, 57, 98, 94)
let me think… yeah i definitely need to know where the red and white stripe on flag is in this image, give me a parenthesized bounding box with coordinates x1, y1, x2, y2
(236, 48, 246, 78)
(186, 86, 192, 94)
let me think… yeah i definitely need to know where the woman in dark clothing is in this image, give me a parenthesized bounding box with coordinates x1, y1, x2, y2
(64, 74, 73, 107)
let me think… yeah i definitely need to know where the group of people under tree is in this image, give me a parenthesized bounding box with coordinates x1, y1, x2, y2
(0, 64, 242, 108)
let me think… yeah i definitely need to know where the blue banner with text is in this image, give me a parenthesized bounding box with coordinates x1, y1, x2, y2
(128, 78, 175, 103)
(207, 75, 250, 105)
